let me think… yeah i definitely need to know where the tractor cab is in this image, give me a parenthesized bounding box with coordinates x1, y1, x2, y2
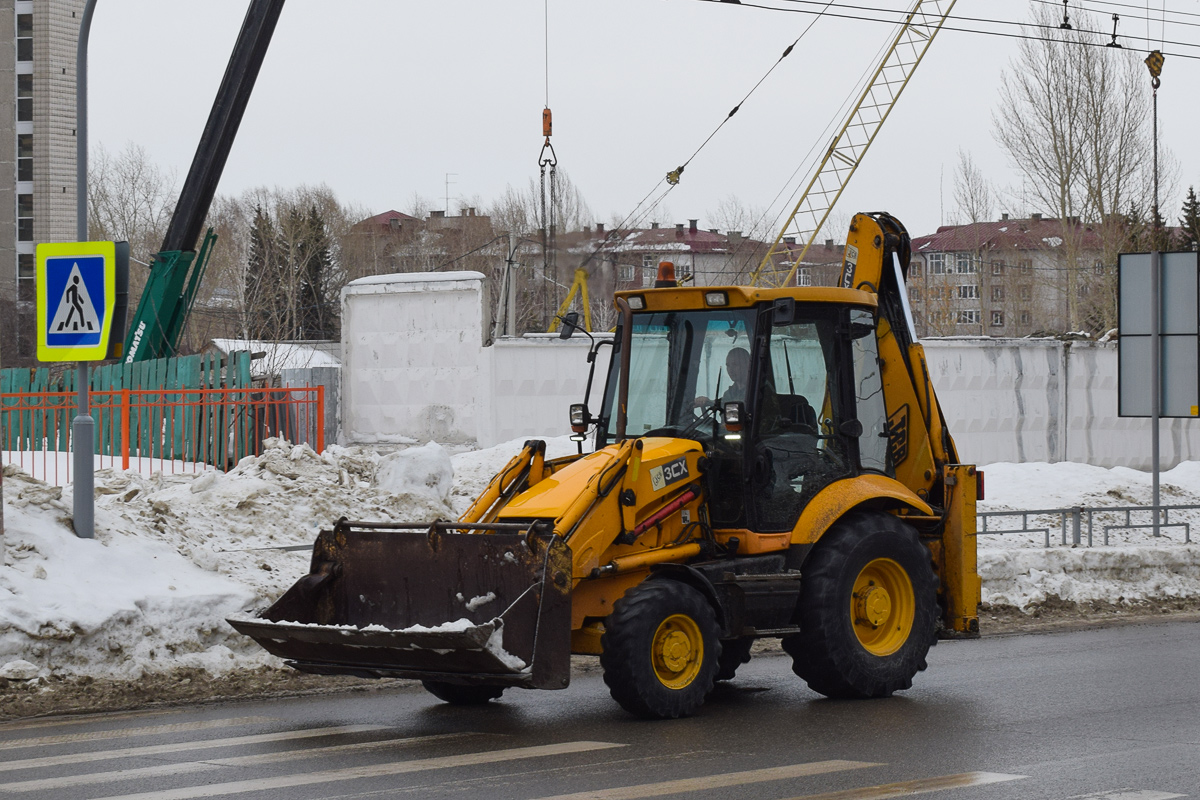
(595, 293, 892, 536)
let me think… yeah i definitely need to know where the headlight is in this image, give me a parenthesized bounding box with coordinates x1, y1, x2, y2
(570, 404, 588, 432)
(626, 295, 645, 310)
(705, 291, 728, 306)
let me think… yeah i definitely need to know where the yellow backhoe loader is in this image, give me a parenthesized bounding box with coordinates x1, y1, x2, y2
(230, 212, 981, 719)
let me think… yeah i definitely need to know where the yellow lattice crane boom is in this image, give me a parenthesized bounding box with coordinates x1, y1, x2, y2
(750, 0, 957, 287)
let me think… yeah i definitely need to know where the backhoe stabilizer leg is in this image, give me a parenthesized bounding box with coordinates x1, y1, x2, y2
(940, 464, 980, 637)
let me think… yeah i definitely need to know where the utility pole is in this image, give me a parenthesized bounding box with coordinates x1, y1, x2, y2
(73, 0, 98, 539)
(1146, 49, 1164, 537)
(507, 233, 518, 337)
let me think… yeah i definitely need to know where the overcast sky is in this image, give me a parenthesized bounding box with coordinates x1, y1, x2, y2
(87, 0, 1198, 240)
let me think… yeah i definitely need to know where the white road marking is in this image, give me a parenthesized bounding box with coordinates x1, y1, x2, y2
(92, 741, 627, 800)
(779, 771, 1027, 799)
(0, 724, 386, 773)
(0, 716, 274, 750)
(1069, 791, 1184, 800)
(0, 709, 184, 733)
(528, 760, 882, 799)
(0, 732, 487, 793)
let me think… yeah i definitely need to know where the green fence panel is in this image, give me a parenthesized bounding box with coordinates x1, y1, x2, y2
(29, 368, 47, 451)
(57, 369, 72, 451)
(12, 368, 31, 451)
(0, 368, 12, 451)
(179, 354, 200, 463)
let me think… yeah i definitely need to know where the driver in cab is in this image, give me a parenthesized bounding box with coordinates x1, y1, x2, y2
(695, 347, 781, 425)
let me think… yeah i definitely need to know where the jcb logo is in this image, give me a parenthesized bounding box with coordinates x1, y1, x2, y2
(650, 457, 690, 492)
(840, 244, 859, 288)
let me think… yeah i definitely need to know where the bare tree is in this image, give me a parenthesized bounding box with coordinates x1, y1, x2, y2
(993, 5, 1177, 332)
(953, 149, 994, 225)
(87, 142, 178, 300)
(488, 168, 594, 237)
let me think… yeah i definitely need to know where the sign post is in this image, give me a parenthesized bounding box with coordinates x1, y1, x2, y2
(35, 241, 127, 538)
(1117, 250, 1199, 538)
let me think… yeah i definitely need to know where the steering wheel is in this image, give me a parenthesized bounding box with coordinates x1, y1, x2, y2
(642, 404, 719, 440)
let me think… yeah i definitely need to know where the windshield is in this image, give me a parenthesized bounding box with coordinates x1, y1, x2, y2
(598, 308, 758, 444)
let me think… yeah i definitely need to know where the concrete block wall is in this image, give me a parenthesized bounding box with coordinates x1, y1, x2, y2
(339, 275, 1200, 466)
(926, 338, 1200, 468)
(340, 272, 489, 445)
(481, 334, 612, 446)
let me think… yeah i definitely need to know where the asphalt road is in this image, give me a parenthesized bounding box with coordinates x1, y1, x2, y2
(1, 618, 1197, 800)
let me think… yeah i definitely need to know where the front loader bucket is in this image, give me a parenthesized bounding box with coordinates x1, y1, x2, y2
(228, 520, 572, 689)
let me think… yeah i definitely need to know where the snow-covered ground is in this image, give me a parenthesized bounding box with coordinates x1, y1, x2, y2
(1, 437, 1197, 683)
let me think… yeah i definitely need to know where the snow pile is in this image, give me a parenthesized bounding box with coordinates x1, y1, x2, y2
(375, 442, 454, 505)
(1, 437, 461, 681)
(980, 547, 1200, 608)
(2, 436, 1199, 684)
(1, 469, 259, 680)
(977, 460, 1200, 607)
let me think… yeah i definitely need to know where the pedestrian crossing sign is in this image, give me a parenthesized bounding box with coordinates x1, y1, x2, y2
(36, 241, 117, 362)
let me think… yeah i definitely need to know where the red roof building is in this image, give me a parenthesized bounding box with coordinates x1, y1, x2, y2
(908, 214, 1116, 338)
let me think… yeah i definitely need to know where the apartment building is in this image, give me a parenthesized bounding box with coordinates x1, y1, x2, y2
(908, 214, 1110, 337)
(0, 0, 83, 363)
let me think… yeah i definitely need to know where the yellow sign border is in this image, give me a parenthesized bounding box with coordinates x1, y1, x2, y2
(36, 241, 117, 362)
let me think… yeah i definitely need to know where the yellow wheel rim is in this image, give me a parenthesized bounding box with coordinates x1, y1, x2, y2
(651, 614, 704, 689)
(851, 557, 915, 656)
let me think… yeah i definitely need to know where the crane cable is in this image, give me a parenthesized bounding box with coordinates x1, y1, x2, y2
(539, 0, 559, 327)
(568, 0, 836, 281)
(666, 0, 838, 186)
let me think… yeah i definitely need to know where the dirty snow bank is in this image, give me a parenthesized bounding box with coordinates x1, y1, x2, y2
(1, 437, 458, 682)
(978, 460, 1200, 607)
(980, 547, 1200, 608)
(1, 439, 1198, 683)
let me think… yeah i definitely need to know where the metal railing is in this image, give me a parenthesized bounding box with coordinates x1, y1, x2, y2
(1, 385, 324, 485)
(978, 504, 1199, 547)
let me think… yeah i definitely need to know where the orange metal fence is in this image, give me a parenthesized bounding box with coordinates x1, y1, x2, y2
(1, 385, 324, 485)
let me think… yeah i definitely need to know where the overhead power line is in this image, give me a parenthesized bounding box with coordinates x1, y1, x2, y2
(686, 0, 1200, 59)
(1030, 0, 1198, 32)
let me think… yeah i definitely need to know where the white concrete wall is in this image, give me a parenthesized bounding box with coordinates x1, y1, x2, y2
(926, 338, 1200, 468)
(481, 334, 613, 446)
(340, 272, 489, 445)
(339, 276, 1200, 466)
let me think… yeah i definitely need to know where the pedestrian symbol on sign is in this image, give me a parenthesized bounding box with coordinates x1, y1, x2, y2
(58, 274, 94, 331)
(46, 260, 103, 346)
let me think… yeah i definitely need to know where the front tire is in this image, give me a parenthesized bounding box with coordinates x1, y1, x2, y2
(421, 680, 505, 705)
(601, 580, 721, 719)
(782, 511, 937, 699)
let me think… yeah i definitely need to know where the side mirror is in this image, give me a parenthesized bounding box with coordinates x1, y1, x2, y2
(772, 297, 795, 326)
(570, 403, 589, 433)
(722, 401, 745, 433)
(839, 419, 864, 437)
(558, 312, 581, 339)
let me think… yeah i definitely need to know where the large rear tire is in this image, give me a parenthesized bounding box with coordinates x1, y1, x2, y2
(421, 680, 505, 705)
(601, 580, 721, 719)
(782, 511, 937, 699)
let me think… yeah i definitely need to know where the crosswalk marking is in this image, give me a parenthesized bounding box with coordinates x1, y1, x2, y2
(93, 741, 627, 800)
(0, 709, 183, 733)
(0, 716, 274, 750)
(0, 732, 488, 793)
(0, 724, 386, 773)
(529, 761, 882, 800)
(1070, 792, 1184, 800)
(777, 771, 1027, 799)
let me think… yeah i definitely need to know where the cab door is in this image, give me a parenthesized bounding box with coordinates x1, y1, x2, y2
(746, 305, 890, 532)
